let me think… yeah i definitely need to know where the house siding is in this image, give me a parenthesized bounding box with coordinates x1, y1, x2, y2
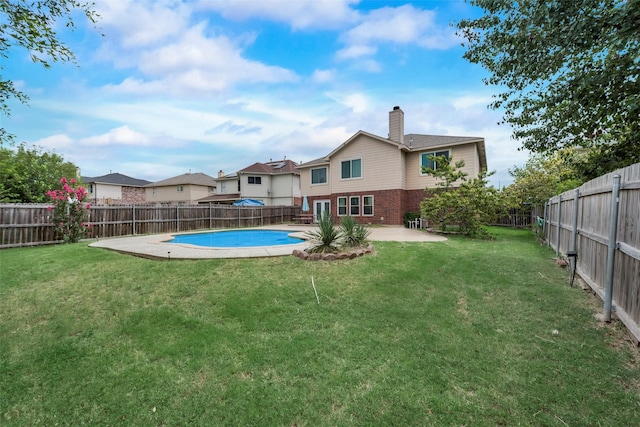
(329, 134, 404, 193)
(405, 143, 480, 190)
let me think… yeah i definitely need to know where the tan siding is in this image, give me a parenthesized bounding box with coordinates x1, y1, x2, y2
(301, 165, 331, 197)
(330, 135, 403, 193)
(145, 184, 212, 204)
(405, 143, 481, 190)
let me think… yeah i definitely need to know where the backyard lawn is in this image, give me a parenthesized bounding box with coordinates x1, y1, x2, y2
(1, 228, 639, 426)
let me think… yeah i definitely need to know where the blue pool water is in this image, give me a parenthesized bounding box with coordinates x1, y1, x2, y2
(167, 229, 304, 248)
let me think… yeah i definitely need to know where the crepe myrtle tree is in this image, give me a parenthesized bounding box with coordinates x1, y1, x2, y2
(46, 177, 91, 243)
(420, 155, 503, 238)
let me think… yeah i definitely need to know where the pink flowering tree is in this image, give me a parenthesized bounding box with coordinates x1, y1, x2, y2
(46, 177, 91, 243)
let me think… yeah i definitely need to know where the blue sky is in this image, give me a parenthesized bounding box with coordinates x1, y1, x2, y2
(5, 0, 530, 187)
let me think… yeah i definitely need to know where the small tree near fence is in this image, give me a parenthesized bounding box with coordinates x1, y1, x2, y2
(46, 177, 91, 243)
(420, 155, 503, 238)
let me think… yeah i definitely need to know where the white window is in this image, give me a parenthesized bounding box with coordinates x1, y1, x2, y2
(220, 182, 226, 193)
(337, 196, 347, 216)
(177, 185, 184, 192)
(421, 150, 450, 173)
(350, 196, 360, 215)
(363, 195, 374, 216)
(341, 159, 362, 179)
(311, 167, 328, 184)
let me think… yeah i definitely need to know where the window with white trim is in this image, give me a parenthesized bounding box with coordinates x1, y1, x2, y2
(311, 167, 327, 184)
(341, 158, 362, 179)
(363, 195, 374, 216)
(420, 150, 450, 173)
(350, 196, 360, 215)
(248, 176, 262, 184)
(337, 196, 347, 216)
(177, 185, 184, 192)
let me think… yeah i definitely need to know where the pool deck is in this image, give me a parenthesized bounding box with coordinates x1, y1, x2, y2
(88, 224, 446, 260)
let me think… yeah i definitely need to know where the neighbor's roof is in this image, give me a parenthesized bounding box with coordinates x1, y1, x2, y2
(81, 173, 151, 187)
(144, 172, 217, 187)
(239, 159, 300, 175)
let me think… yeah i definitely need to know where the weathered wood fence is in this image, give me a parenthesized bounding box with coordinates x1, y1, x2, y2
(542, 162, 640, 341)
(0, 204, 301, 248)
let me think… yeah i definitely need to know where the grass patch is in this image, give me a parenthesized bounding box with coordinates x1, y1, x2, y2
(1, 228, 639, 425)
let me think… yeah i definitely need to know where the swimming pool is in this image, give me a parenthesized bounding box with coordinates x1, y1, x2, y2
(167, 229, 305, 248)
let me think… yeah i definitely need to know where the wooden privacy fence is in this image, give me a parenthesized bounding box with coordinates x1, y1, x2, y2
(542, 162, 640, 341)
(0, 204, 301, 248)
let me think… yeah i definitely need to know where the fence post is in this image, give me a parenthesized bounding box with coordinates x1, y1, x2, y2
(542, 201, 548, 239)
(209, 204, 212, 229)
(132, 205, 136, 235)
(568, 189, 580, 286)
(177, 205, 180, 232)
(604, 175, 622, 322)
(555, 194, 562, 256)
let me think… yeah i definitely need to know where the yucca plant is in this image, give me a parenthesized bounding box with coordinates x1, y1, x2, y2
(304, 211, 345, 253)
(340, 215, 371, 248)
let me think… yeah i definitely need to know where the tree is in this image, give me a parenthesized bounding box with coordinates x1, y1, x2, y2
(0, 0, 100, 143)
(504, 150, 585, 207)
(0, 143, 80, 203)
(456, 0, 640, 170)
(420, 156, 502, 238)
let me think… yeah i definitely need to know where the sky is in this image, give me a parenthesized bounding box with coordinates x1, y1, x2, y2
(4, 0, 530, 188)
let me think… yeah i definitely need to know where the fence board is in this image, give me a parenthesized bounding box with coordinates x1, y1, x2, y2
(544, 162, 640, 342)
(1, 204, 301, 248)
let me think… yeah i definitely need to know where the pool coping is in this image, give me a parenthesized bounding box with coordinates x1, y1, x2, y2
(88, 225, 446, 260)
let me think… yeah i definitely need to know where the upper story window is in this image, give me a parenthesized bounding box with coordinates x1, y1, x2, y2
(177, 185, 184, 192)
(341, 159, 362, 179)
(220, 182, 226, 193)
(208, 186, 215, 194)
(421, 150, 450, 173)
(248, 176, 262, 185)
(311, 167, 328, 185)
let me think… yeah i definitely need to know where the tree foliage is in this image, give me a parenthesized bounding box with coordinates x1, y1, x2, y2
(0, 143, 80, 203)
(456, 0, 640, 168)
(504, 150, 585, 207)
(0, 0, 100, 143)
(420, 156, 502, 238)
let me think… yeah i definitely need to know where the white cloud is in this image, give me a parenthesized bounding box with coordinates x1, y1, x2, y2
(105, 23, 298, 96)
(335, 44, 377, 60)
(311, 69, 337, 83)
(80, 126, 151, 146)
(337, 4, 458, 64)
(196, 0, 360, 30)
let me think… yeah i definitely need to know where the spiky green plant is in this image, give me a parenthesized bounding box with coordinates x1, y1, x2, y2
(304, 211, 345, 253)
(340, 216, 371, 248)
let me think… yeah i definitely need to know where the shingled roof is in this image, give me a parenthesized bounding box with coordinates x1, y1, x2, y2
(81, 173, 151, 187)
(144, 172, 217, 187)
(239, 159, 299, 175)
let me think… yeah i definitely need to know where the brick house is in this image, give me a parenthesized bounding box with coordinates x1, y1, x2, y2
(297, 106, 487, 225)
(82, 173, 150, 205)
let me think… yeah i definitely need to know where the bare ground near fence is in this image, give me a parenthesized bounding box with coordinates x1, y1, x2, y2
(1, 204, 301, 248)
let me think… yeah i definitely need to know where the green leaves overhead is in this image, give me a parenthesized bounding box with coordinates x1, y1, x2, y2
(457, 0, 639, 155)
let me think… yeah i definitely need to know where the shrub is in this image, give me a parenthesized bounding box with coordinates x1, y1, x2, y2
(46, 177, 90, 243)
(305, 212, 345, 253)
(340, 216, 371, 247)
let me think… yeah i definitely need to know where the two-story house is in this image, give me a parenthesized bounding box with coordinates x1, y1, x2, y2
(144, 172, 217, 205)
(198, 159, 300, 206)
(82, 172, 150, 205)
(297, 106, 487, 225)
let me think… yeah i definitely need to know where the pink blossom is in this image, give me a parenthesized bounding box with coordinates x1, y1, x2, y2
(85, 203, 91, 209)
(47, 206, 53, 211)
(60, 177, 67, 184)
(70, 178, 77, 184)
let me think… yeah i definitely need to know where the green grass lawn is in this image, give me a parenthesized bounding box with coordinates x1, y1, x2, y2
(1, 228, 639, 426)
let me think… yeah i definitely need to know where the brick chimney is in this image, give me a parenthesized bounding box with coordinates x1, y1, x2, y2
(388, 106, 404, 144)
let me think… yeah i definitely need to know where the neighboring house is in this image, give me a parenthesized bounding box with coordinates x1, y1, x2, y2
(144, 172, 217, 205)
(198, 159, 301, 206)
(297, 106, 488, 225)
(81, 173, 151, 205)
